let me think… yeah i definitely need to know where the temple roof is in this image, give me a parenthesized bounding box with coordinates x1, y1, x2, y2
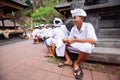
(54, 2, 72, 12)
(0, 0, 29, 28)
(0, 0, 29, 14)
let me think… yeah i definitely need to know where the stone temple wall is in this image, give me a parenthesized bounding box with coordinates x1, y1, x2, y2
(83, 0, 120, 38)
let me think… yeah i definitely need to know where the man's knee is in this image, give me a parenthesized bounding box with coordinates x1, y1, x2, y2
(79, 52, 89, 59)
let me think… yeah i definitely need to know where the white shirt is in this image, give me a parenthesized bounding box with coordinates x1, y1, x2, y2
(69, 22, 97, 41)
(46, 28, 53, 38)
(39, 28, 48, 39)
(60, 25, 70, 38)
(52, 27, 65, 39)
(32, 28, 41, 39)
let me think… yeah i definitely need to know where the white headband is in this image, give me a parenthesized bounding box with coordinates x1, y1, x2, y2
(71, 9, 87, 17)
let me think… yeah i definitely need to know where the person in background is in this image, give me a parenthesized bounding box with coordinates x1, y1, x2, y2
(43, 24, 54, 57)
(59, 8, 97, 79)
(60, 22, 70, 38)
(32, 25, 41, 44)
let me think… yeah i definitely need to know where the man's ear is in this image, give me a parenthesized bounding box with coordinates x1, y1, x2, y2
(81, 17, 84, 20)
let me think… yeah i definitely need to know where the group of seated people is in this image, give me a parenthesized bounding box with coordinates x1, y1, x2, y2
(32, 8, 97, 79)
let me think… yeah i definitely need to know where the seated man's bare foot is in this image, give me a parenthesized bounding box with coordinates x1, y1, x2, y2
(64, 61, 73, 66)
(44, 53, 54, 57)
(58, 61, 73, 67)
(36, 41, 39, 44)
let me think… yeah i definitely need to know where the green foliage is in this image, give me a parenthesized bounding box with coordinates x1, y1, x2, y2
(42, 0, 59, 7)
(18, 0, 65, 27)
(15, 8, 32, 19)
(31, 7, 54, 18)
(48, 57, 57, 63)
(21, 0, 32, 16)
(31, 0, 64, 24)
(97, 64, 105, 69)
(31, 6, 61, 24)
(22, 22, 31, 28)
(22, 8, 32, 16)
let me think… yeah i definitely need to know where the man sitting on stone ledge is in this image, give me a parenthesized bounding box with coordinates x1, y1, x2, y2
(58, 8, 97, 79)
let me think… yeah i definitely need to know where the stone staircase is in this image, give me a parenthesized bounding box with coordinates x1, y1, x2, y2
(86, 38, 120, 64)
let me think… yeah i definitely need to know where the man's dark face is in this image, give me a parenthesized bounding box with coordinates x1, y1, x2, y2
(55, 20, 60, 24)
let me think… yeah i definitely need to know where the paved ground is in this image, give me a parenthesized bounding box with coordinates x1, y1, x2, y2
(0, 40, 120, 80)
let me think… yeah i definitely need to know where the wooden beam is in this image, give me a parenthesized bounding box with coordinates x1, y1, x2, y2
(0, 1, 24, 10)
(13, 18, 16, 29)
(1, 19, 5, 29)
(0, 14, 13, 20)
(58, 7, 71, 12)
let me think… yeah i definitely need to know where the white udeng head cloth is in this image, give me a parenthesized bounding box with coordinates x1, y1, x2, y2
(53, 18, 63, 27)
(71, 9, 87, 17)
(35, 25, 39, 28)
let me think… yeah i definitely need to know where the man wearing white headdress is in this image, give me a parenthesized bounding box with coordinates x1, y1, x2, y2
(44, 18, 66, 57)
(58, 9, 97, 79)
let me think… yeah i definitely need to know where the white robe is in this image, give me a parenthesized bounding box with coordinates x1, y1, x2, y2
(32, 29, 41, 39)
(67, 22, 97, 54)
(44, 28, 53, 46)
(51, 27, 66, 57)
(60, 25, 70, 38)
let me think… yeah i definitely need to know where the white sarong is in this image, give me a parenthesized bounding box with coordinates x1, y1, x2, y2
(67, 42, 94, 54)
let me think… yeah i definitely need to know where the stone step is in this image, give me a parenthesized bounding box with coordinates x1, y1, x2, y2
(96, 42, 120, 48)
(99, 28, 120, 34)
(97, 28, 120, 38)
(86, 47, 120, 64)
(95, 38, 120, 48)
(97, 32, 120, 38)
(97, 34, 120, 38)
(98, 38, 120, 42)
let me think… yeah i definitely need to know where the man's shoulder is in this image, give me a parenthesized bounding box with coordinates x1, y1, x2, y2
(83, 22, 94, 28)
(83, 22, 92, 25)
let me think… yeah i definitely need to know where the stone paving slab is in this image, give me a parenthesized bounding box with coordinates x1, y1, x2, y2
(0, 40, 120, 80)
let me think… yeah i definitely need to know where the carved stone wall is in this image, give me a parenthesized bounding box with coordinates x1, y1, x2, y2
(84, 0, 120, 38)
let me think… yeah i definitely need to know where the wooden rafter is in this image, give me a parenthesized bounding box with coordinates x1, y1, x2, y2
(0, 1, 24, 10)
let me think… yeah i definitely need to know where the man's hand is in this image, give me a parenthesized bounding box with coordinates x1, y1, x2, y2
(62, 38, 68, 43)
(63, 38, 75, 45)
(66, 38, 75, 45)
